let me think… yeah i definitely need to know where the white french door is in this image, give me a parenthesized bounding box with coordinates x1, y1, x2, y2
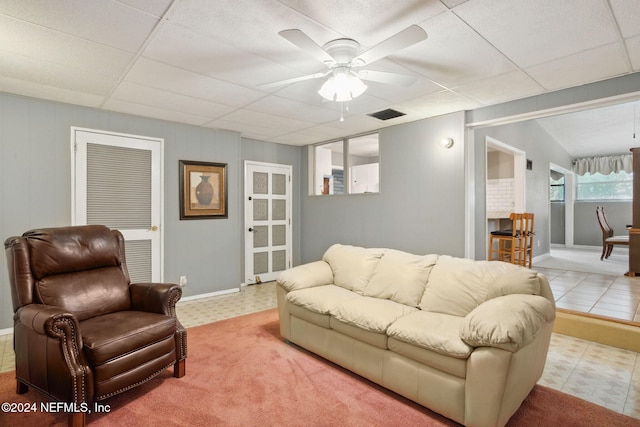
(244, 161, 293, 284)
(72, 127, 164, 282)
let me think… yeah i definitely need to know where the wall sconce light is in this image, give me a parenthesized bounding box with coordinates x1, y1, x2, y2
(440, 138, 454, 149)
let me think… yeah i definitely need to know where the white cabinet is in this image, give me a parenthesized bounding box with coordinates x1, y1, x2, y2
(350, 163, 379, 194)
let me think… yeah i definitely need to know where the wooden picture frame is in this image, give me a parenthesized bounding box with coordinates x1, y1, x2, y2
(179, 160, 227, 219)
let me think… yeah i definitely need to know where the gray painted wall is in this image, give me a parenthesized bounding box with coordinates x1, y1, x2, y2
(550, 202, 566, 244)
(473, 120, 573, 259)
(0, 93, 301, 330)
(299, 112, 467, 263)
(574, 201, 631, 247)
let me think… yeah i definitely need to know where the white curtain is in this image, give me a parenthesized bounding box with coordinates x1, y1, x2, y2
(572, 154, 632, 176)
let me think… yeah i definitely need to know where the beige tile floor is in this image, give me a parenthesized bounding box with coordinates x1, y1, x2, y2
(0, 281, 639, 420)
(533, 247, 640, 322)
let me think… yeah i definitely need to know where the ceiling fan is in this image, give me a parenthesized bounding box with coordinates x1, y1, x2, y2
(260, 25, 428, 102)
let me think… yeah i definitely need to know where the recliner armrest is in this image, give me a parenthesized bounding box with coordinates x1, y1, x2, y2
(17, 304, 83, 350)
(460, 294, 555, 352)
(130, 283, 182, 316)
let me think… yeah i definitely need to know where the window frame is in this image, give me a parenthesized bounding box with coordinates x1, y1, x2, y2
(310, 132, 380, 196)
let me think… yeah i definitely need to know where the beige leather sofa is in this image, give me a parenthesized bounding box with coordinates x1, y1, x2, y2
(277, 244, 556, 427)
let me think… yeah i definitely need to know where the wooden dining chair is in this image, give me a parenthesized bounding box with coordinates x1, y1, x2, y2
(488, 212, 535, 268)
(596, 206, 629, 260)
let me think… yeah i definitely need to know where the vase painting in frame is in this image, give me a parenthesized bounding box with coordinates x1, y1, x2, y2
(179, 160, 228, 219)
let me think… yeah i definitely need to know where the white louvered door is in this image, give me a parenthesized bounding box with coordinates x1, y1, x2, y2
(72, 128, 163, 283)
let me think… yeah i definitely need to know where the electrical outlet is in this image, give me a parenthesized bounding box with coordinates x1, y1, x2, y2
(537, 241, 540, 247)
(179, 276, 187, 287)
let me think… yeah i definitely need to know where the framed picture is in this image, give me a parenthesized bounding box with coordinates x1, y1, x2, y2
(179, 160, 228, 219)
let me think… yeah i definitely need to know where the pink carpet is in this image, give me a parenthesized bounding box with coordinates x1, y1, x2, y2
(1, 308, 638, 426)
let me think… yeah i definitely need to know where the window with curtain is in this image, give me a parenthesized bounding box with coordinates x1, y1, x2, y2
(573, 154, 633, 201)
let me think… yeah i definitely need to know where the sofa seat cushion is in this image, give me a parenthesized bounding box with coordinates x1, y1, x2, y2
(420, 256, 542, 317)
(387, 311, 472, 359)
(334, 296, 418, 333)
(388, 337, 467, 378)
(322, 244, 384, 294)
(287, 285, 360, 316)
(364, 250, 438, 307)
(288, 303, 332, 329)
(80, 311, 176, 365)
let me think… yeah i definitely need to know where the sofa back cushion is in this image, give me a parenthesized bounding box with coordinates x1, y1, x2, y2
(364, 250, 438, 307)
(420, 256, 541, 316)
(322, 244, 384, 294)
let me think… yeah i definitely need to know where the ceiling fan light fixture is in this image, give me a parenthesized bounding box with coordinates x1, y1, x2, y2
(318, 70, 367, 102)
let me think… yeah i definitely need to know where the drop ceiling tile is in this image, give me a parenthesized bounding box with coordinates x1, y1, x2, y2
(118, 0, 174, 18)
(526, 42, 631, 91)
(400, 89, 481, 116)
(276, 0, 446, 46)
(103, 98, 212, 126)
(610, 0, 640, 38)
(394, 11, 518, 88)
(205, 119, 290, 140)
(0, 51, 117, 96)
(266, 132, 323, 146)
(0, 16, 134, 77)
(454, 0, 620, 68)
(124, 58, 265, 107)
(453, 70, 544, 105)
(143, 23, 320, 88)
(111, 82, 235, 119)
(218, 108, 314, 133)
(246, 94, 344, 124)
(626, 35, 640, 71)
(0, 76, 104, 108)
(167, 0, 340, 59)
(0, 0, 159, 52)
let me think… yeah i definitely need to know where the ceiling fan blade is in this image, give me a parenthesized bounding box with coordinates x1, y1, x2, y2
(279, 29, 335, 64)
(258, 71, 329, 89)
(357, 70, 418, 87)
(355, 25, 427, 66)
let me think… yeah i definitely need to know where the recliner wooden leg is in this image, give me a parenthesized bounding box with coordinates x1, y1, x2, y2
(68, 411, 85, 427)
(16, 380, 28, 394)
(174, 359, 185, 378)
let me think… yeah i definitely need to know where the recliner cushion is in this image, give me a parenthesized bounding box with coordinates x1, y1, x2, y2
(80, 311, 176, 365)
(36, 267, 130, 321)
(25, 225, 121, 279)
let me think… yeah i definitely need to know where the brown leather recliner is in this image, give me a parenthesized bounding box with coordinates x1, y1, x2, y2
(4, 225, 187, 427)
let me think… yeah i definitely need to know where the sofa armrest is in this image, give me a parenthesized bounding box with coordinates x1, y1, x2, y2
(277, 260, 334, 292)
(130, 283, 182, 316)
(460, 294, 555, 352)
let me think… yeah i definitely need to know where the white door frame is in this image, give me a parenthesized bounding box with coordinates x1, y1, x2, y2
(244, 160, 293, 285)
(71, 127, 164, 281)
(549, 162, 575, 247)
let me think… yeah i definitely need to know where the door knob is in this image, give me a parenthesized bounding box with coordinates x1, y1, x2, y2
(149, 226, 158, 231)
(248, 227, 254, 232)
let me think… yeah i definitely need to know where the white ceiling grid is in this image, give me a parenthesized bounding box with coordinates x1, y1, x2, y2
(0, 0, 639, 156)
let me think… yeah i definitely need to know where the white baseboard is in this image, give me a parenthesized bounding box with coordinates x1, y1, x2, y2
(179, 287, 240, 302)
(0, 327, 12, 336)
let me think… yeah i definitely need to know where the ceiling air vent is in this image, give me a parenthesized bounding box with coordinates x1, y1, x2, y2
(368, 108, 406, 121)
